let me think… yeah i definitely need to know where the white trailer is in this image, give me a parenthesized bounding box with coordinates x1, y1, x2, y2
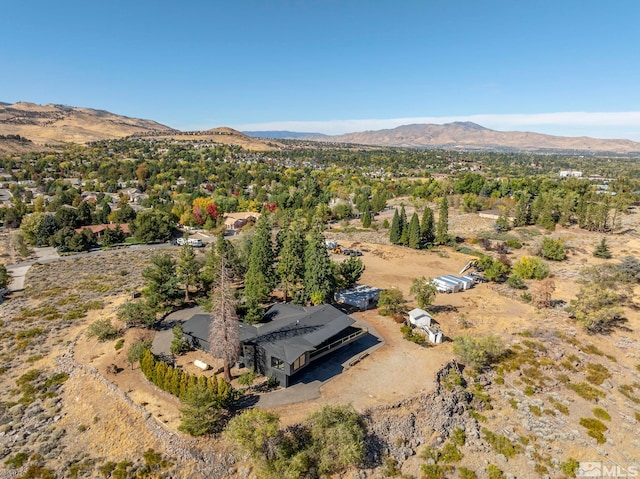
(443, 274, 474, 290)
(433, 276, 461, 293)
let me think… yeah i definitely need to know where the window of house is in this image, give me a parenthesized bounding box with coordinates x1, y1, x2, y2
(271, 356, 284, 370)
(293, 354, 306, 370)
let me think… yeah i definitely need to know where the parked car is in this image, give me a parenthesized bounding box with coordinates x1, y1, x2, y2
(342, 249, 353, 255)
(350, 250, 363, 256)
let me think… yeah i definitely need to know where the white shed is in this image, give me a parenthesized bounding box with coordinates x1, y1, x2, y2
(408, 308, 432, 328)
(424, 325, 443, 344)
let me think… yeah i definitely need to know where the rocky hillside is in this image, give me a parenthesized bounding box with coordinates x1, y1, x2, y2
(313, 122, 640, 154)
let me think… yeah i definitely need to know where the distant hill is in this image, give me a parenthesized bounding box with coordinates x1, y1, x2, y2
(0, 102, 175, 147)
(0, 102, 280, 153)
(244, 130, 328, 139)
(312, 121, 640, 154)
(136, 126, 283, 152)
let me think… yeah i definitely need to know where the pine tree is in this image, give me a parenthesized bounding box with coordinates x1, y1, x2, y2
(398, 206, 408, 245)
(208, 258, 240, 382)
(171, 369, 182, 396)
(389, 209, 401, 244)
(142, 253, 181, 309)
(276, 224, 305, 302)
(154, 362, 168, 389)
(407, 212, 421, 249)
(140, 349, 155, 379)
(420, 207, 435, 248)
(178, 381, 223, 436)
(304, 228, 336, 304)
(244, 214, 275, 305)
(179, 372, 189, 400)
(513, 193, 530, 227)
(593, 238, 612, 259)
(187, 373, 198, 395)
(494, 210, 511, 232)
(207, 376, 219, 397)
(177, 242, 201, 302)
(361, 210, 372, 228)
(435, 195, 449, 245)
(163, 367, 174, 392)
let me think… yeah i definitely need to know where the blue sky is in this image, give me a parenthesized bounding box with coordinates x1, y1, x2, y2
(2, 0, 640, 139)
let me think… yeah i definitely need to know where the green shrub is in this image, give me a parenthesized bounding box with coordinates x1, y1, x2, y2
(378, 289, 407, 317)
(421, 464, 452, 479)
(487, 464, 505, 479)
(451, 427, 466, 447)
(238, 369, 258, 386)
(441, 369, 465, 390)
(579, 417, 607, 443)
(482, 428, 522, 458)
(453, 335, 504, 371)
(529, 405, 542, 417)
(86, 319, 119, 341)
(551, 400, 569, 415)
(506, 274, 526, 289)
(592, 407, 611, 421)
(505, 239, 522, 249)
(382, 457, 401, 477)
(618, 384, 640, 404)
(512, 256, 549, 279)
(560, 457, 579, 478)
(439, 442, 463, 463)
(114, 339, 125, 351)
(540, 237, 566, 261)
(400, 325, 427, 346)
(566, 381, 605, 401)
(458, 467, 477, 479)
(4, 452, 29, 468)
(585, 363, 611, 386)
(468, 410, 487, 422)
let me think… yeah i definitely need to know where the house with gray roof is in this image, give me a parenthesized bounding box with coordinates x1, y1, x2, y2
(182, 303, 366, 387)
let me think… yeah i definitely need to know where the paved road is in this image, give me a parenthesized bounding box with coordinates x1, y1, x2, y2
(6, 247, 59, 291)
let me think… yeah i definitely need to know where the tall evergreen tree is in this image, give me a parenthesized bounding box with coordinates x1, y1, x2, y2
(142, 253, 181, 309)
(407, 212, 421, 249)
(513, 193, 530, 227)
(361, 209, 372, 228)
(208, 258, 240, 382)
(389, 209, 401, 244)
(420, 207, 435, 248)
(304, 228, 336, 305)
(244, 214, 275, 305)
(177, 242, 201, 302)
(398, 205, 408, 245)
(435, 195, 449, 245)
(276, 224, 305, 302)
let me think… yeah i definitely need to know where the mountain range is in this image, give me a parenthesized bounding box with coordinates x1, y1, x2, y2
(248, 122, 640, 154)
(2, 102, 640, 155)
